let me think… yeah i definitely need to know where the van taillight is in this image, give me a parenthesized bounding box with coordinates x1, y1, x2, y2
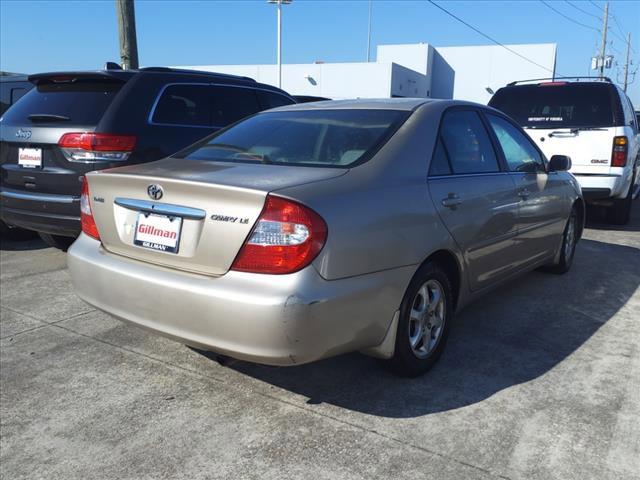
(231, 195, 327, 274)
(59, 132, 136, 162)
(80, 177, 101, 241)
(611, 136, 628, 167)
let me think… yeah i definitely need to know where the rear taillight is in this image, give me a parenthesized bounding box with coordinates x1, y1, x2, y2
(80, 177, 100, 240)
(231, 195, 327, 274)
(612, 136, 628, 167)
(59, 132, 136, 162)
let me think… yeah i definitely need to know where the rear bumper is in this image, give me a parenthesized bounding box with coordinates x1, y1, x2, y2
(573, 170, 632, 201)
(0, 187, 80, 236)
(67, 234, 412, 366)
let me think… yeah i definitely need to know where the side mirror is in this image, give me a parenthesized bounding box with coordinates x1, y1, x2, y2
(549, 155, 571, 172)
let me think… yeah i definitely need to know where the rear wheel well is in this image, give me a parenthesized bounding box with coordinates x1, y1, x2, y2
(420, 250, 461, 311)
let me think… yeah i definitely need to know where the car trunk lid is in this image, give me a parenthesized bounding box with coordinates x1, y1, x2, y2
(488, 82, 623, 174)
(86, 158, 346, 276)
(524, 126, 618, 174)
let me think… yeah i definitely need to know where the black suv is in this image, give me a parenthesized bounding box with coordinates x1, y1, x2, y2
(0, 67, 295, 248)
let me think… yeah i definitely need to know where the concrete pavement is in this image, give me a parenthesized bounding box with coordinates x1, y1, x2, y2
(1, 202, 639, 480)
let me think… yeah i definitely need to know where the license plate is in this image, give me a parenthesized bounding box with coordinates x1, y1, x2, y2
(18, 148, 42, 168)
(134, 213, 183, 253)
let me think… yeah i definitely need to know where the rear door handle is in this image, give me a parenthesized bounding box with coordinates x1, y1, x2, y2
(441, 194, 462, 208)
(518, 188, 530, 200)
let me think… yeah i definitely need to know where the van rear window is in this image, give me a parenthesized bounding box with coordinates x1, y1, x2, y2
(0, 79, 122, 126)
(489, 84, 619, 128)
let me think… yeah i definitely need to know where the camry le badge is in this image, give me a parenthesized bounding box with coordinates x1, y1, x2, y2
(147, 184, 163, 200)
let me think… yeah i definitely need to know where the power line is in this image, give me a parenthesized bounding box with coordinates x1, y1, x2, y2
(425, 0, 558, 75)
(609, 16, 636, 53)
(611, 13, 626, 39)
(588, 0, 604, 13)
(564, 0, 601, 20)
(540, 0, 600, 32)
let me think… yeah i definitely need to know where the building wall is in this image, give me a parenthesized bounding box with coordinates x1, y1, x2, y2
(430, 50, 455, 99)
(176, 42, 557, 103)
(377, 43, 434, 97)
(177, 62, 427, 100)
(435, 43, 557, 103)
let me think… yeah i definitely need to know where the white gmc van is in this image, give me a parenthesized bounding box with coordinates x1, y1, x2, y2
(489, 78, 639, 224)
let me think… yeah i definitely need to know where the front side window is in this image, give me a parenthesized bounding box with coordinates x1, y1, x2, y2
(178, 109, 409, 168)
(486, 114, 544, 173)
(439, 110, 500, 174)
(152, 84, 210, 126)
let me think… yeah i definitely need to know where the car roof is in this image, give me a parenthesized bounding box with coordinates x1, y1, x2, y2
(498, 81, 615, 90)
(25, 68, 291, 96)
(27, 68, 256, 85)
(268, 98, 485, 112)
(0, 74, 29, 83)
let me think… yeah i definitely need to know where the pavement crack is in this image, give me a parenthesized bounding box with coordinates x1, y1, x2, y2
(46, 320, 512, 480)
(0, 266, 68, 282)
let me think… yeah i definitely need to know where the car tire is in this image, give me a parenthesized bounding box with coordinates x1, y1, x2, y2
(389, 262, 453, 377)
(38, 233, 75, 251)
(544, 206, 578, 275)
(606, 171, 634, 226)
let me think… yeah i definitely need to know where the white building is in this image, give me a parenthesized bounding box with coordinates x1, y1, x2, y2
(177, 42, 557, 104)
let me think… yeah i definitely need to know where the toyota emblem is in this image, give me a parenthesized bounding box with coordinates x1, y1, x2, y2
(147, 184, 163, 200)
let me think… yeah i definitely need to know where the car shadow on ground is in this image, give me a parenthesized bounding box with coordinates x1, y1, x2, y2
(0, 236, 49, 251)
(585, 197, 640, 232)
(198, 235, 639, 418)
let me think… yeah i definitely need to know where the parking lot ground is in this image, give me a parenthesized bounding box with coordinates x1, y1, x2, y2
(1, 201, 639, 480)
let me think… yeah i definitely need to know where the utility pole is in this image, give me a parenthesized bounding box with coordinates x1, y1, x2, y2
(366, 0, 372, 62)
(623, 32, 631, 91)
(268, 0, 291, 88)
(598, 1, 608, 79)
(115, 0, 139, 70)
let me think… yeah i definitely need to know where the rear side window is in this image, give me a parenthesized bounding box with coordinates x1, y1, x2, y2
(179, 109, 409, 168)
(1, 79, 122, 125)
(211, 86, 261, 126)
(152, 84, 211, 127)
(489, 83, 618, 128)
(11, 87, 28, 104)
(257, 90, 294, 110)
(486, 114, 545, 173)
(429, 138, 452, 176)
(439, 110, 500, 174)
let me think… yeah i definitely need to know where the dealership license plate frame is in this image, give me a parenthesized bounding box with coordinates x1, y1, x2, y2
(133, 212, 183, 254)
(18, 147, 43, 168)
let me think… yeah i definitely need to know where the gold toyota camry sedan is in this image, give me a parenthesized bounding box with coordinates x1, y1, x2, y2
(68, 99, 584, 376)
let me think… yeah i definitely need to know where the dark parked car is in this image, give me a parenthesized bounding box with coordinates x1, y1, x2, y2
(292, 95, 331, 103)
(0, 67, 295, 248)
(0, 74, 33, 116)
(1, 75, 35, 238)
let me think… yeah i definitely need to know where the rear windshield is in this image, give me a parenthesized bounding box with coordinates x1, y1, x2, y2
(0, 79, 123, 125)
(178, 109, 409, 168)
(489, 83, 619, 128)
